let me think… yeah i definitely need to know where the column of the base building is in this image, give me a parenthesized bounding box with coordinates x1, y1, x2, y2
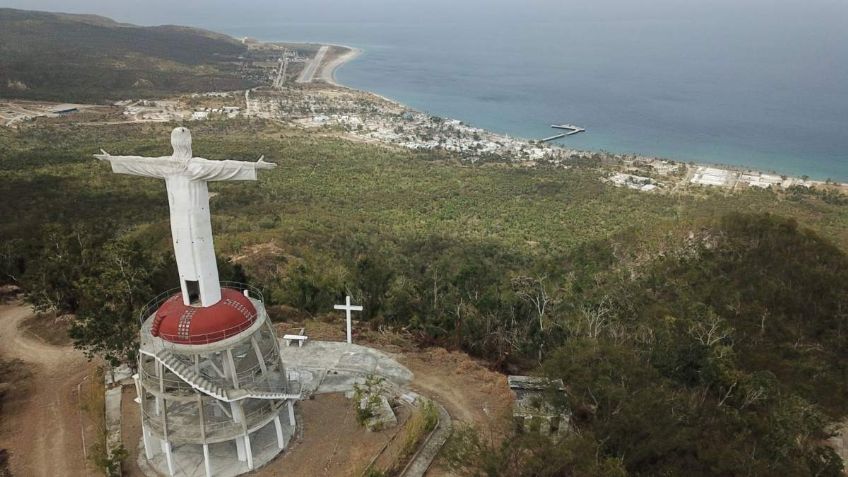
(162, 399, 175, 476)
(287, 399, 296, 427)
(244, 432, 254, 470)
(226, 349, 239, 388)
(274, 414, 285, 449)
(203, 444, 212, 477)
(155, 359, 164, 415)
(232, 401, 247, 462)
(235, 436, 246, 462)
(142, 425, 155, 460)
(251, 336, 268, 374)
(198, 392, 211, 477)
(139, 388, 156, 460)
(163, 442, 175, 477)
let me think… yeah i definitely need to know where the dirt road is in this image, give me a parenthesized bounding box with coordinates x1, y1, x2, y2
(0, 302, 96, 476)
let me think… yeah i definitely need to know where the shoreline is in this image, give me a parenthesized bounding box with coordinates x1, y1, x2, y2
(313, 44, 422, 114)
(318, 45, 363, 86)
(313, 44, 843, 187)
(209, 36, 844, 187)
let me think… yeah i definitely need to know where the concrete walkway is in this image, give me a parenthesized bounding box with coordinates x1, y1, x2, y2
(400, 401, 452, 477)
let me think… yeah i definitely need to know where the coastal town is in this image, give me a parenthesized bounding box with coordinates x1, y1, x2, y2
(0, 41, 843, 195)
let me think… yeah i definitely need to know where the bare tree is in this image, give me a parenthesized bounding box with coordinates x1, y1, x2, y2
(689, 312, 732, 347)
(578, 296, 614, 339)
(512, 274, 559, 332)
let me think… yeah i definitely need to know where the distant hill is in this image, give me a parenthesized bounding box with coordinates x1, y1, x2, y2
(0, 8, 258, 103)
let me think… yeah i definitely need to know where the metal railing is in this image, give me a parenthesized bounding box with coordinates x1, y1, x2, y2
(139, 360, 197, 395)
(142, 400, 284, 441)
(139, 282, 266, 326)
(154, 321, 257, 345)
(140, 349, 287, 397)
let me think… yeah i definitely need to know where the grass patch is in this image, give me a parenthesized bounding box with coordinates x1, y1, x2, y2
(394, 399, 439, 472)
(79, 367, 125, 476)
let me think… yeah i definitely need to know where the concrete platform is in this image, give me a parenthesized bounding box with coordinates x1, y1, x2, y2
(280, 341, 413, 395)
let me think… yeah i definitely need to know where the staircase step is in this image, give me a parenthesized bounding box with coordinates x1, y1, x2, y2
(155, 349, 292, 402)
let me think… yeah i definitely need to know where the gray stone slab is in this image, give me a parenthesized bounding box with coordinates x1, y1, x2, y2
(105, 386, 123, 452)
(361, 395, 397, 432)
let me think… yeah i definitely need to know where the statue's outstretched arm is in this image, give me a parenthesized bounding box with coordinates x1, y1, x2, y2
(190, 156, 277, 181)
(94, 150, 173, 178)
(252, 156, 277, 170)
(217, 155, 277, 170)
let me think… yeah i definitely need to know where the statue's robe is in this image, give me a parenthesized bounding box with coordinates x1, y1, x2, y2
(104, 156, 263, 306)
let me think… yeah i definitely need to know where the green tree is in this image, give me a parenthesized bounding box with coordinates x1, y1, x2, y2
(70, 239, 157, 369)
(21, 224, 112, 313)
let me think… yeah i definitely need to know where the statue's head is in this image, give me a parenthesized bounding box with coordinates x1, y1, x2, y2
(171, 127, 192, 159)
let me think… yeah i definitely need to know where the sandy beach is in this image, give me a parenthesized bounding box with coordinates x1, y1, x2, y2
(318, 45, 362, 86)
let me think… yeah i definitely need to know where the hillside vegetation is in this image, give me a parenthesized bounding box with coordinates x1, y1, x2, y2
(0, 8, 256, 102)
(2, 116, 848, 475)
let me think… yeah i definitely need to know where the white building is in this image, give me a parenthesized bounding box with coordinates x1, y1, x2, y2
(691, 166, 733, 187)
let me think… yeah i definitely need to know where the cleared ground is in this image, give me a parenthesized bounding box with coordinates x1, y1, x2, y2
(277, 317, 515, 476)
(263, 393, 410, 476)
(277, 317, 513, 427)
(0, 301, 98, 476)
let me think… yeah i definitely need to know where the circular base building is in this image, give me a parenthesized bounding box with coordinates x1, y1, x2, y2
(133, 284, 300, 477)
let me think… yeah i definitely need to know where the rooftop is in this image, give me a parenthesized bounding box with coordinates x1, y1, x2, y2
(151, 288, 258, 345)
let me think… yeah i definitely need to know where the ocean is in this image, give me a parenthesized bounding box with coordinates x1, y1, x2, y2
(219, 3, 848, 180)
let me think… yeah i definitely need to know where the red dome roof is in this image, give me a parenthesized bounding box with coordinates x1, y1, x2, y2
(151, 288, 259, 345)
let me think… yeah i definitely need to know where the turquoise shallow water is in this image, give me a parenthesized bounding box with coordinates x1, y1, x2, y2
(220, 7, 848, 180)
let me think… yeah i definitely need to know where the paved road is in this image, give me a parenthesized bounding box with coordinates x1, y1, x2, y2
(296, 45, 329, 84)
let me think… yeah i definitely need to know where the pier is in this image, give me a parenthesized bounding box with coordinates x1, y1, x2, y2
(551, 124, 586, 135)
(540, 133, 567, 143)
(539, 123, 585, 142)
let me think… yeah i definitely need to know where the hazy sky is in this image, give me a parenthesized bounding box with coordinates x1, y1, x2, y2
(1, 0, 846, 30)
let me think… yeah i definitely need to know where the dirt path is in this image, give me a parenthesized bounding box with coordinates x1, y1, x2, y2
(0, 302, 96, 476)
(398, 348, 512, 428)
(394, 348, 513, 477)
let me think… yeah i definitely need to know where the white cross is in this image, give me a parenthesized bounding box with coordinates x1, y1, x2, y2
(334, 295, 363, 344)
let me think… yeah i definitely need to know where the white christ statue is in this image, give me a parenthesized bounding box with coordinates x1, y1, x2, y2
(95, 127, 276, 307)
